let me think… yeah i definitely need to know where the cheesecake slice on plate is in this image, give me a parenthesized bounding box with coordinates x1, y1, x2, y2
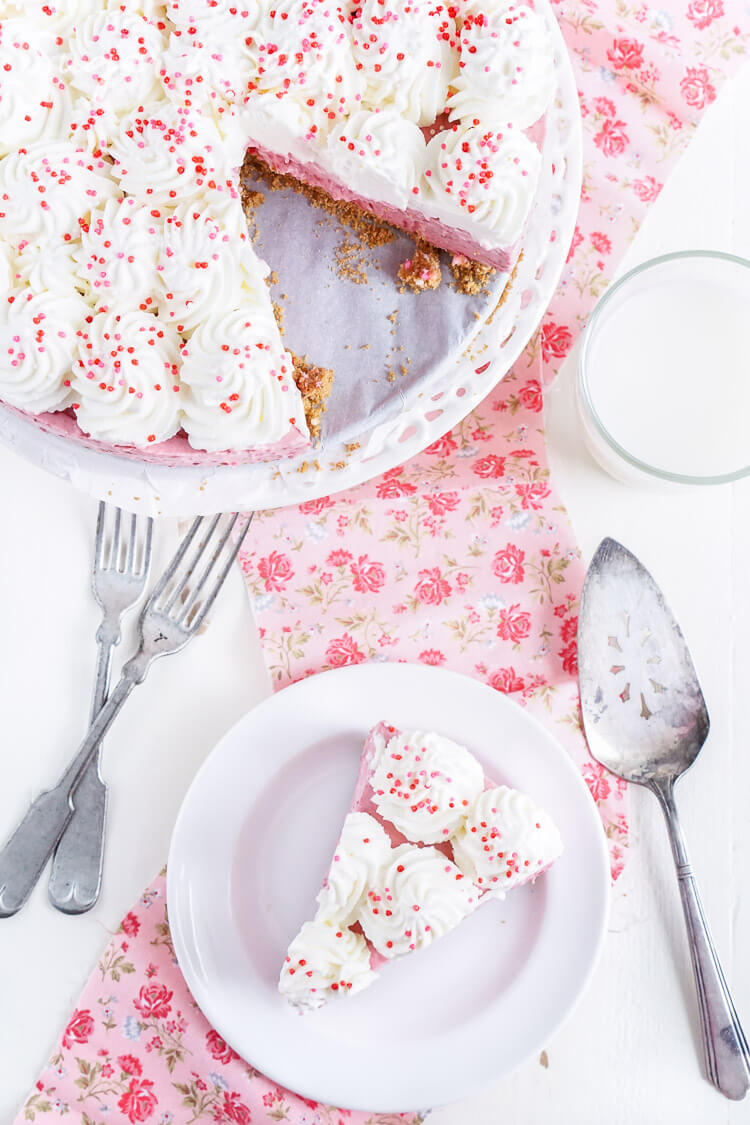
(279, 721, 563, 1010)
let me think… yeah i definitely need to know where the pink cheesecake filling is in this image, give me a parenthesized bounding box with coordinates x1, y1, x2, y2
(5, 403, 310, 467)
(250, 144, 519, 272)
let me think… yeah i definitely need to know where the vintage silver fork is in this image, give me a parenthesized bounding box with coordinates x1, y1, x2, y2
(0, 511, 253, 918)
(48, 503, 153, 915)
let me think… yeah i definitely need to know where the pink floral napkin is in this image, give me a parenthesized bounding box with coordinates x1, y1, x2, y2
(17, 3, 750, 1123)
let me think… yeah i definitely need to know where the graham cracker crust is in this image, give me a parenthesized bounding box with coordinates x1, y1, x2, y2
(291, 355, 334, 440)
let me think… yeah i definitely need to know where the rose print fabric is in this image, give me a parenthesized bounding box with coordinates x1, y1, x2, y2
(20, 874, 419, 1125)
(17, 2, 749, 1123)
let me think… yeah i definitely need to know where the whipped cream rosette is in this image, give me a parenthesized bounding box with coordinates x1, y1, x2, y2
(351, 0, 459, 125)
(369, 728, 484, 843)
(246, 0, 363, 121)
(325, 109, 427, 208)
(238, 89, 333, 153)
(448, 1, 556, 130)
(425, 122, 542, 244)
(315, 812, 393, 926)
(73, 195, 161, 305)
(71, 307, 182, 444)
(108, 100, 240, 207)
(280, 722, 563, 1011)
(61, 7, 166, 116)
(179, 307, 300, 452)
(157, 197, 267, 332)
(357, 843, 478, 958)
(452, 785, 563, 895)
(0, 140, 119, 241)
(0, 21, 72, 156)
(0, 287, 87, 413)
(160, 34, 250, 126)
(15, 237, 82, 296)
(279, 919, 377, 1011)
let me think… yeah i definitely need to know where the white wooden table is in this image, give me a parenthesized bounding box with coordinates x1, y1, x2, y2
(1, 63, 749, 1125)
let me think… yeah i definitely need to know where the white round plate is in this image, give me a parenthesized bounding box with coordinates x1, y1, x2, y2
(0, 5, 581, 517)
(168, 664, 609, 1113)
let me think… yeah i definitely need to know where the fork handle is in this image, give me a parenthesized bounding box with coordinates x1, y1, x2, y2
(654, 779, 750, 1100)
(47, 638, 115, 914)
(0, 674, 136, 917)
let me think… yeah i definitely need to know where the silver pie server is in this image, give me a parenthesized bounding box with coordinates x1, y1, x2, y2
(578, 537, 749, 1101)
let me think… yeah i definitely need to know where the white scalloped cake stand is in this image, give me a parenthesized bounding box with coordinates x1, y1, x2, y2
(0, 9, 580, 517)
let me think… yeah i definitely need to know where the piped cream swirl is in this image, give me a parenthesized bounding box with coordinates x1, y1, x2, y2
(315, 812, 393, 926)
(325, 109, 427, 207)
(351, 0, 459, 125)
(71, 307, 182, 444)
(156, 197, 267, 332)
(357, 843, 478, 958)
(247, 0, 363, 121)
(0, 22, 71, 156)
(0, 287, 86, 413)
(74, 195, 161, 305)
(62, 8, 166, 116)
(179, 306, 302, 452)
(448, 2, 555, 130)
(0, 140, 119, 241)
(108, 100, 238, 207)
(425, 122, 541, 242)
(279, 919, 377, 1011)
(369, 728, 484, 843)
(451, 785, 563, 896)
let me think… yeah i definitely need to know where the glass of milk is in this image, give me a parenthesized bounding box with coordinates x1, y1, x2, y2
(577, 251, 750, 487)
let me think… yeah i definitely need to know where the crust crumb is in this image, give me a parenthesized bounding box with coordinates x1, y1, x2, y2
(398, 240, 442, 292)
(291, 355, 334, 441)
(449, 253, 497, 295)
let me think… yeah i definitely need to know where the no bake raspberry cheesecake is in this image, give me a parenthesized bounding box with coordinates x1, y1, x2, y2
(0, 0, 556, 459)
(279, 721, 562, 1010)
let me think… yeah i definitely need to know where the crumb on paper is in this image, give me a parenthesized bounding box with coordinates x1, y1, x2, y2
(329, 460, 347, 470)
(398, 240, 442, 292)
(272, 301, 285, 334)
(539, 1051, 549, 1069)
(334, 233, 372, 285)
(296, 459, 321, 474)
(345, 441, 360, 453)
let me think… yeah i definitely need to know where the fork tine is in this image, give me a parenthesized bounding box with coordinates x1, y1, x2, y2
(125, 513, 137, 574)
(144, 516, 204, 610)
(162, 513, 222, 614)
(188, 513, 254, 632)
(111, 507, 122, 572)
(175, 513, 239, 625)
(93, 502, 107, 571)
(141, 516, 154, 577)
